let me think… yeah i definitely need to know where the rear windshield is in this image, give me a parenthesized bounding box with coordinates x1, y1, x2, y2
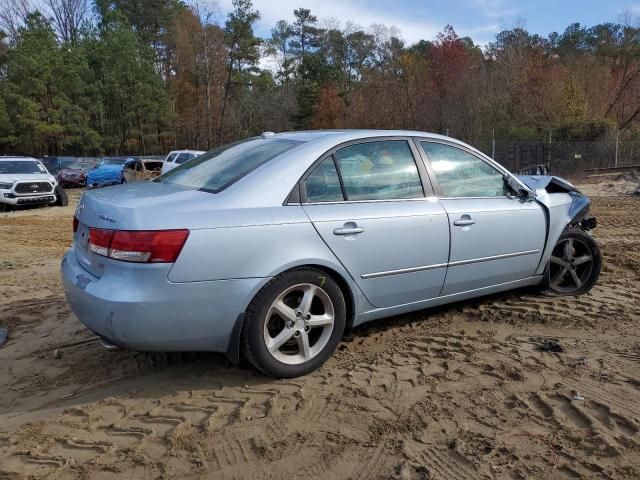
(155, 138, 303, 193)
(0, 160, 48, 174)
(144, 162, 164, 171)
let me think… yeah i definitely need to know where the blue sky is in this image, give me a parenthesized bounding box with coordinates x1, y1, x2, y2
(216, 0, 640, 46)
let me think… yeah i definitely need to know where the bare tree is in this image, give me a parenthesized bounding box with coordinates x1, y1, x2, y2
(0, 0, 32, 43)
(44, 0, 88, 43)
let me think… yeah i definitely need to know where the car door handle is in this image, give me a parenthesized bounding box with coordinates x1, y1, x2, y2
(333, 226, 364, 235)
(453, 216, 476, 227)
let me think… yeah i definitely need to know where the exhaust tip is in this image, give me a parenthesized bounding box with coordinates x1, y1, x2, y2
(97, 335, 121, 351)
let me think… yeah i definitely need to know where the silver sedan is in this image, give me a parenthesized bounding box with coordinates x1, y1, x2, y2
(61, 130, 601, 377)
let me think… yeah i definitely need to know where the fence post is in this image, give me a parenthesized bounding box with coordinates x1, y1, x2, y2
(492, 129, 495, 159)
(547, 129, 552, 172)
(615, 130, 619, 168)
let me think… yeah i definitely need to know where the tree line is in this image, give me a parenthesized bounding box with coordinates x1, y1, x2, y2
(1, 0, 640, 156)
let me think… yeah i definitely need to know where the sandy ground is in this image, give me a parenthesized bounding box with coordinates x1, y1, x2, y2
(0, 182, 639, 479)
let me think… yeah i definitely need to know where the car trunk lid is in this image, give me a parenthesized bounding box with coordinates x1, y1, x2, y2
(72, 182, 215, 277)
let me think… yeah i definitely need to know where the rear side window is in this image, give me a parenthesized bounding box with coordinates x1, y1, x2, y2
(166, 153, 178, 163)
(304, 158, 344, 203)
(333, 140, 423, 201)
(420, 142, 506, 197)
(156, 138, 303, 193)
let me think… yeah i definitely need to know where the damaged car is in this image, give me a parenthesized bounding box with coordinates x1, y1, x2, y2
(122, 158, 164, 183)
(86, 157, 130, 189)
(62, 130, 600, 378)
(57, 161, 94, 188)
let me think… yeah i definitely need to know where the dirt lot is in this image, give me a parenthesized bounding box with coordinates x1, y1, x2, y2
(1, 181, 639, 479)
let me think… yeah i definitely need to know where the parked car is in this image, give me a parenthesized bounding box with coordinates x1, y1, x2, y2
(62, 130, 600, 378)
(161, 149, 205, 174)
(0, 156, 67, 211)
(122, 158, 164, 183)
(40, 156, 76, 175)
(57, 161, 93, 187)
(86, 157, 131, 189)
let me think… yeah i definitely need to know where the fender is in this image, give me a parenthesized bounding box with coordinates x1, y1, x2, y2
(518, 175, 593, 275)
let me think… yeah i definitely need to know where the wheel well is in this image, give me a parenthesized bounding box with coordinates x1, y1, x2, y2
(292, 264, 356, 334)
(225, 263, 357, 364)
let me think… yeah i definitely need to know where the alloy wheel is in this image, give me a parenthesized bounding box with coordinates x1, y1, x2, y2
(549, 237, 594, 293)
(263, 283, 335, 365)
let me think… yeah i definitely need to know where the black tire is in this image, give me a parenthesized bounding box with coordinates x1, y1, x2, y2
(543, 227, 601, 296)
(0, 203, 11, 212)
(241, 267, 346, 378)
(54, 185, 69, 206)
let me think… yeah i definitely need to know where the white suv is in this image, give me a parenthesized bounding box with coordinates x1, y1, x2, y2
(0, 157, 59, 211)
(161, 149, 205, 174)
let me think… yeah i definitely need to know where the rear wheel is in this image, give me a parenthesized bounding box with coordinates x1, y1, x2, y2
(241, 268, 346, 378)
(543, 228, 601, 296)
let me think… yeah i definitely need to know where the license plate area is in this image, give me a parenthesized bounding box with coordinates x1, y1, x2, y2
(74, 222, 104, 278)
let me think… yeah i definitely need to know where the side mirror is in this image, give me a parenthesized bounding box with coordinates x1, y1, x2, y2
(505, 176, 535, 201)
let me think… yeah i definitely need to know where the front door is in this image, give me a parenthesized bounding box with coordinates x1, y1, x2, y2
(301, 139, 450, 308)
(418, 141, 546, 296)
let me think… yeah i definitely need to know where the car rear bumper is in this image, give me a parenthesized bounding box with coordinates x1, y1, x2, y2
(61, 249, 267, 352)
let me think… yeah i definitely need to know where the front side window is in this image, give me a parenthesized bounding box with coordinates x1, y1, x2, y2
(420, 142, 506, 197)
(304, 158, 343, 203)
(156, 138, 303, 193)
(333, 141, 423, 201)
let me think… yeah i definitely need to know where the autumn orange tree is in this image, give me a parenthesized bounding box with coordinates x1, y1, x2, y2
(3, 1, 640, 155)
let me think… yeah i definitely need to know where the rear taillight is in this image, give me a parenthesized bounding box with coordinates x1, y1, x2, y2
(73, 215, 79, 233)
(89, 228, 189, 263)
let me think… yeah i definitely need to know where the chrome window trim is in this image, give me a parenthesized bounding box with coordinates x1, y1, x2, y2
(436, 196, 511, 201)
(302, 195, 441, 206)
(414, 138, 514, 199)
(361, 249, 540, 280)
(294, 136, 434, 205)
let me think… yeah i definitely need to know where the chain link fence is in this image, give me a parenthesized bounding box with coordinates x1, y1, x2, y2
(473, 140, 640, 178)
(36, 142, 640, 179)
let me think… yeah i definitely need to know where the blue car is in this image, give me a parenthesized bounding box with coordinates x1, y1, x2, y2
(86, 158, 133, 189)
(62, 130, 600, 378)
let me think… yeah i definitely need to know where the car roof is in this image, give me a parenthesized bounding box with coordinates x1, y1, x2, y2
(168, 150, 205, 154)
(268, 129, 469, 146)
(0, 156, 40, 162)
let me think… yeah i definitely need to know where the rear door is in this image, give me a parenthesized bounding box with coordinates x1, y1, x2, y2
(417, 140, 546, 296)
(301, 138, 450, 308)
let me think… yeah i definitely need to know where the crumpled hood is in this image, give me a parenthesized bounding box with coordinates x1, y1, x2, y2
(517, 175, 579, 194)
(0, 173, 56, 184)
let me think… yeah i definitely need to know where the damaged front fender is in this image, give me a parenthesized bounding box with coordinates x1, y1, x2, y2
(517, 175, 594, 276)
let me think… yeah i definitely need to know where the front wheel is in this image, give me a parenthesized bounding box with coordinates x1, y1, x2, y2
(54, 185, 68, 206)
(241, 268, 346, 378)
(543, 227, 601, 296)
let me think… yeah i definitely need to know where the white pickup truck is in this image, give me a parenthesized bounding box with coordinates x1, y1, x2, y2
(0, 157, 66, 211)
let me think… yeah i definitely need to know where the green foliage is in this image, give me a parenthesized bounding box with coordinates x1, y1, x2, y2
(0, 13, 101, 155)
(555, 119, 616, 141)
(2, 3, 640, 155)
